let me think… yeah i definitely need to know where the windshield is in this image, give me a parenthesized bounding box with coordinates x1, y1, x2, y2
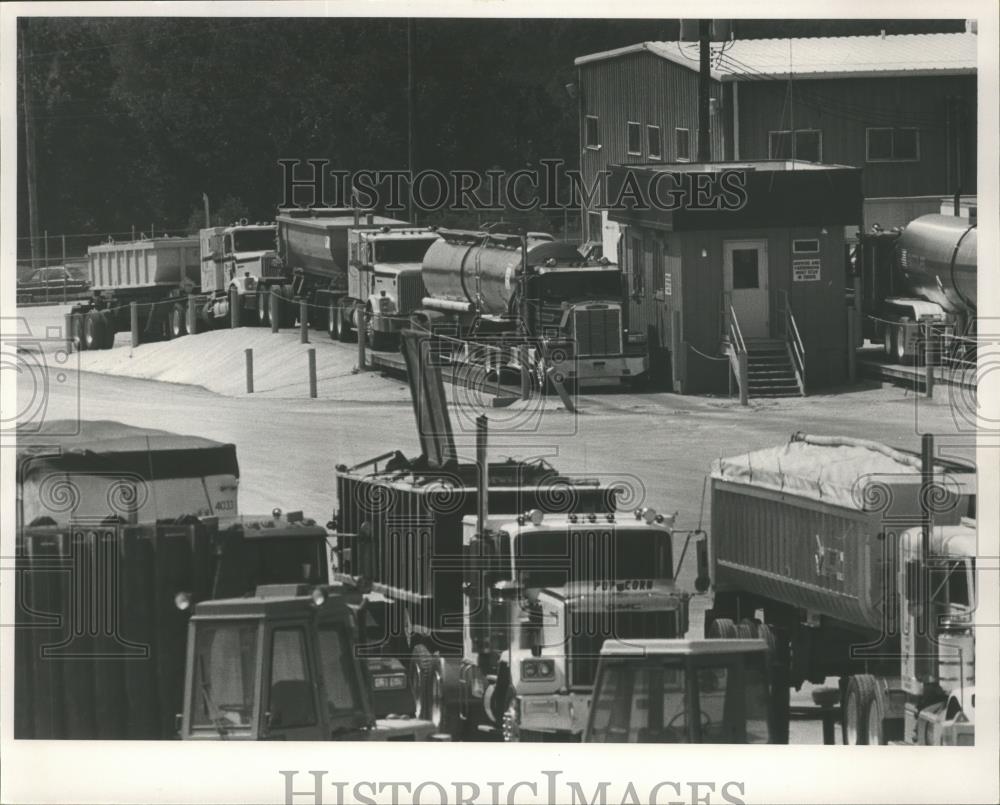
(537, 270, 622, 304)
(374, 237, 438, 264)
(931, 558, 975, 610)
(232, 229, 276, 253)
(588, 655, 770, 744)
(511, 527, 671, 590)
(190, 621, 259, 731)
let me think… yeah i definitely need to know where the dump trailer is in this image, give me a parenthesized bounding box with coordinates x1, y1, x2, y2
(705, 432, 976, 745)
(415, 228, 647, 387)
(855, 210, 977, 363)
(584, 639, 774, 744)
(197, 221, 286, 331)
(274, 207, 406, 334)
(179, 581, 438, 740)
(331, 331, 699, 740)
(14, 421, 330, 739)
(69, 236, 200, 350)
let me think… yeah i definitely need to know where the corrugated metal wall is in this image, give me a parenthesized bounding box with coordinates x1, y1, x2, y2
(736, 75, 977, 198)
(579, 52, 725, 240)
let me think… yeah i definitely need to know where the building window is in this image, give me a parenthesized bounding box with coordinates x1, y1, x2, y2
(866, 127, 920, 162)
(675, 128, 690, 161)
(647, 125, 662, 160)
(585, 115, 600, 149)
(768, 129, 822, 162)
(630, 237, 644, 296)
(792, 238, 820, 254)
(627, 122, 642, 156)
(587, 211, 602, 242)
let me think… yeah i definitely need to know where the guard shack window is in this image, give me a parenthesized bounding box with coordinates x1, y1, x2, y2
(585, 115, 600, 149)
(627, 122, 642, 156)
(768, 129, 822, 162)
(866, 128, 920, 162)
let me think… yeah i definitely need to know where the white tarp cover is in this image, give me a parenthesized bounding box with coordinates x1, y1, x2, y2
(711, 434, 937, 511)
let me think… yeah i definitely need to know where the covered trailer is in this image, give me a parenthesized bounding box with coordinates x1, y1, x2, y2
(15, 421, 329, 739)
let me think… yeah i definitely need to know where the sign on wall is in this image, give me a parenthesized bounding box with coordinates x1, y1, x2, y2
(792, 258, 821, 282)
(664, 272, 672, 296)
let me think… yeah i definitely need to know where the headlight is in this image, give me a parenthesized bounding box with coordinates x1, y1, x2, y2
(244, 276, 256, 290)
(521, 659, 555, 679)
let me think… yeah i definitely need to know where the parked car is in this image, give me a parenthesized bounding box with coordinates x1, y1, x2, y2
(16, 264, 90, 304)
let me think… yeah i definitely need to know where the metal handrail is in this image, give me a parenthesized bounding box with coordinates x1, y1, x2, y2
(780, 290, 806, 396)
(725, 298, 749, 405)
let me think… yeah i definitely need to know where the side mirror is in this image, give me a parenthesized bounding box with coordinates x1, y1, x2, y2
(491, 579, 522, 604)
(694, 532, 711, 593)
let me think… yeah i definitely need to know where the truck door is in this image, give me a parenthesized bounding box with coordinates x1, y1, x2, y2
(264, 624, 321, 739)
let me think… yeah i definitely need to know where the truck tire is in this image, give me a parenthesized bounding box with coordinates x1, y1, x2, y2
(275, 287, 296, 328)
(330, 304, 352, 343)
(99, 311, 116, 349)
(707, 618, 737, 639)
(83, 310, 105, 351)
(409, 644, 433, 721)
(895, 324, 910, 364)
(69, 310, 86, 351)
(257, 291, 271, 327)
(757, 623, 791, 744)
(429, 664, 464, 740)
(842, 674, 878, 745)
(170, 303, 187, 339)
(865, 681, 890, 745)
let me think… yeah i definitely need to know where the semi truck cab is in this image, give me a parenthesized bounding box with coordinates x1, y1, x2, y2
(199, 221, 284, 325)
(180, 583, 438, 741)
(347, 227, 441, 349)
(460, 508, 700, 740)
(583, 639, 774, 743)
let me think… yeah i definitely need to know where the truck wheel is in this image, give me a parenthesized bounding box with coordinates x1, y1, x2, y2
(865, 681, 889, 745)
(99, 311, 116, 349)
(757, 624, 791, 744)
(894, 325, 909, 364)
(276, 287, 296, 328)
(842, 674, 878, 745)
(409, 644, 433, 721)
(171, 303, 187, 338)
(501, 696, 521, 742)
(707, 618, 737, 639)
(736, 618, 760, 639)
(429, 665, 464, 739)
(83, 310, 105, 351)
(70, 310, 86, 351)
(330, 305, 351, 343)
(257, 291, 271, 327)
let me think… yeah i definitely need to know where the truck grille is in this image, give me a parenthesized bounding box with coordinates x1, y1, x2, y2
(260, 254, 286, 279)
(395, 271, 427, 316)
(572, 305, 622, 357)
(568, 609, 678, 689)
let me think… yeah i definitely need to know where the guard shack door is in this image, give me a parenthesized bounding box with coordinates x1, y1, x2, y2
(723, 240, 769, 339)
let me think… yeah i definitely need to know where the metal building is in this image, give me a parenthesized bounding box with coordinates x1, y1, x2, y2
(575, 32, 976, 240)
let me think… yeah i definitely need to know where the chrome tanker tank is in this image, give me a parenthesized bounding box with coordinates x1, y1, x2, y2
(895, 214, 977, 315)
(421, 230, 588, 315)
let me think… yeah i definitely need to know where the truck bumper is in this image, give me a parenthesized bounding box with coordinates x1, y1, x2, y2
(518, 692, 590, 736)
(565, 355, 648, 387)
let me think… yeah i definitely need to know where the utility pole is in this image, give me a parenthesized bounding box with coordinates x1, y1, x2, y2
(203, 193, 211, 228)
(20, 22, 42, 270)
(407, 18, 416, 224)
(697, 19, 712, 163)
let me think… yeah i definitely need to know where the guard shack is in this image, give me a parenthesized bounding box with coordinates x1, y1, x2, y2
(607, 161, 863, 398)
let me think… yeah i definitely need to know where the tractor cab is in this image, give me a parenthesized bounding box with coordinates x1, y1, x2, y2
(180, 583, 436, 741)
(584, 639, 773, 744)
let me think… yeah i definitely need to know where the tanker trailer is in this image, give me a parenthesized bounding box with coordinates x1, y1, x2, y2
(416, 228, 647, 387)
(275, 208, 407, 335)
(856, 212, 977, 363)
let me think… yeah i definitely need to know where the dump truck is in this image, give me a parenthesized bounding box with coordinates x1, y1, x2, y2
(197, 220, 286, 330)
(14, 421, 331, 739)
(414, 228, 648, 387)
(583, 639, 775, 744)
(179, 580, 437, 740)
(330, 331, 700, 740)
(705, 432, 976, 745)
(70, 236, 200, 350)
(855, 208, 977, 363)
(274, 207, 407, 337)
(344, 226, 440, 349)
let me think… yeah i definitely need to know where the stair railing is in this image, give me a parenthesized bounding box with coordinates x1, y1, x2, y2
(779, 290, 806, 396)
(724, 291, 749, 405)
